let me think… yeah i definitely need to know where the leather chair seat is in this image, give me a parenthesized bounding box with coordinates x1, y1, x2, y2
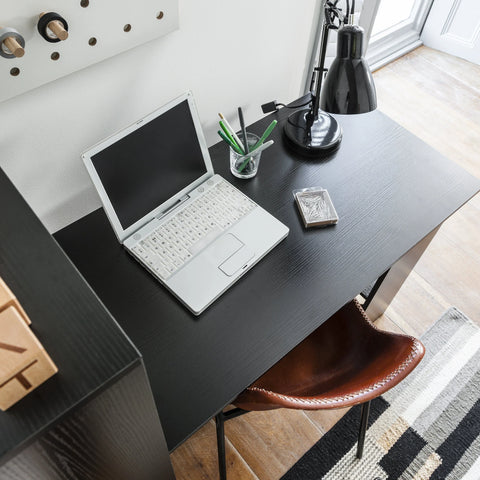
(234, 299, 425, 411)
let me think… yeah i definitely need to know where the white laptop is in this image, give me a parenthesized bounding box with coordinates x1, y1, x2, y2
(82, 92, 289, 315)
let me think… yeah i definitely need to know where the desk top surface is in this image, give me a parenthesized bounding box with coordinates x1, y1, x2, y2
(55, 106, 479, 451)
(0, 170, 139, 462)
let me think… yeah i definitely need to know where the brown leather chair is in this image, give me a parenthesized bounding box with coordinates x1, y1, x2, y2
(215, 299, 425, 480)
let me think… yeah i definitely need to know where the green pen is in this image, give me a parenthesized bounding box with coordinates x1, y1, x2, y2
(252, 120, 278, 150)
(219, 121, 244, 154)
(218, 130, 243, 154)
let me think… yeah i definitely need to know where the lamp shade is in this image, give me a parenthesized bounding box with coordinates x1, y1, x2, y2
(320, 24, 377, 114)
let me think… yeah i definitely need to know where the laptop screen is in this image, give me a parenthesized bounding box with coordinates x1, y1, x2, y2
(90, 99, 207, 229)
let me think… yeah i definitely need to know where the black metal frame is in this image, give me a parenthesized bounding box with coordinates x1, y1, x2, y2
(311, 0, 345, 117)
(283, 0, 347, 156)
(215, 408, 249, 480)
(361, 269, 390, 310)
(215, 401, 371, 479)
(356, 400, 371, 459)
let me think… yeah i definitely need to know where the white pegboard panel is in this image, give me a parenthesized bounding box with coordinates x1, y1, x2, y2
(0, 0, 179, 103)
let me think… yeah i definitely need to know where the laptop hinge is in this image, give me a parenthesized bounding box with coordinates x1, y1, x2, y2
(156, 194, 190, 220)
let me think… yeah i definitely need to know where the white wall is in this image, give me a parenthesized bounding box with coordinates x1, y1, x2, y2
(0, 0, 318, 233)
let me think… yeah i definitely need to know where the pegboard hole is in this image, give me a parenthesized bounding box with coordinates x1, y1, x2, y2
(80, 0, 89, 7)
(88, 37, 97, 46)
(10, 67, 20, 77)
(156, 11, 164, 20)
(51, 52, 60, 61)
(124, 24, 132, 32)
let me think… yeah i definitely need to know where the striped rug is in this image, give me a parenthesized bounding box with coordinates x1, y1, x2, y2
(282, 307, 480, 480)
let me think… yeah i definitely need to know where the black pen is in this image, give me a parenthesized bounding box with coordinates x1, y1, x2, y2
(238, 107, 249, 154)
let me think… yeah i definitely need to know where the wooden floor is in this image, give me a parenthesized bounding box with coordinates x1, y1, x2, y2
(170, 46, 480, 480)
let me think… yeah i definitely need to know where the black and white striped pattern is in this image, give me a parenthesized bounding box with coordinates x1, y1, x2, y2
(282, 307, 480, 480)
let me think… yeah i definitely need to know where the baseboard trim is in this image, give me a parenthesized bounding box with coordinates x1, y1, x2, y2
(370, 40, 423, 72)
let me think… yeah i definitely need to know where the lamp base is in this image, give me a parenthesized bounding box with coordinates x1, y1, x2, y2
(284, 109, 342, 156)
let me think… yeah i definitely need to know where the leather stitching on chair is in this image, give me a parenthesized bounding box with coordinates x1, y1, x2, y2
(353, 298, 419, 342)
(247, 340, 423, 405)
(245, 299, 424, 407)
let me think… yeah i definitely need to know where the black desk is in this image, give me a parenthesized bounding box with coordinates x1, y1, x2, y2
(55, 106, 479, 452)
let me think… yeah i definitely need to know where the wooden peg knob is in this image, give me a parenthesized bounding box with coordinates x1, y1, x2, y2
(38, 12, 69, 42)
(3, 36, 24, 58)
(47, 20, 68, 40)
(0, 27, 26, 59)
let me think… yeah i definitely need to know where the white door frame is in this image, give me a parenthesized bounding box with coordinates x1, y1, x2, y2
(363, 0, 434, 70)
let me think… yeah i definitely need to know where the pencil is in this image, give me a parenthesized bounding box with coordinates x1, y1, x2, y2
(219, 121, 243, 154)
(218, 113, 245, 153)
(218, 130, 243, 154)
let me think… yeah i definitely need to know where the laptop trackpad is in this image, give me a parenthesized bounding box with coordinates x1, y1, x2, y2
(219, 245, 255, 276)
(207, 233, 244, 264)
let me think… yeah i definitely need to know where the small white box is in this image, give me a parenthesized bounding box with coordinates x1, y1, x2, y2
(293, 187, 339, 228)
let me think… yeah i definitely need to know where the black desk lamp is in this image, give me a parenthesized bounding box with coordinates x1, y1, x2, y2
(284, 0, 377, 155)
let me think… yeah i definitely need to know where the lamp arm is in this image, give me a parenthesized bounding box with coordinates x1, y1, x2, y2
(312, 21, 330, 117)
(311, 0, 346, 117)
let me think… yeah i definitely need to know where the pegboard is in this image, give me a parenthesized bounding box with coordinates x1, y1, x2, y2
(0, 0, 179, 103)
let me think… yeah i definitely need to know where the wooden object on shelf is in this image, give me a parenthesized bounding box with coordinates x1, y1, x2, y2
(0, 276, 31, 325)
(0, 306, 57, 411)
(0, 167, 175, 478)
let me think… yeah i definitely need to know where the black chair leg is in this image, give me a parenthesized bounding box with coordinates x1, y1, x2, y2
(214, 408, 249, 480)
(215, 413, 227, 480)
(356, 400, 371, 459)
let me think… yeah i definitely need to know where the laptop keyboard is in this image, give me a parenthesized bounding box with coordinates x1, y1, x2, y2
(131, 180, 256, 280)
